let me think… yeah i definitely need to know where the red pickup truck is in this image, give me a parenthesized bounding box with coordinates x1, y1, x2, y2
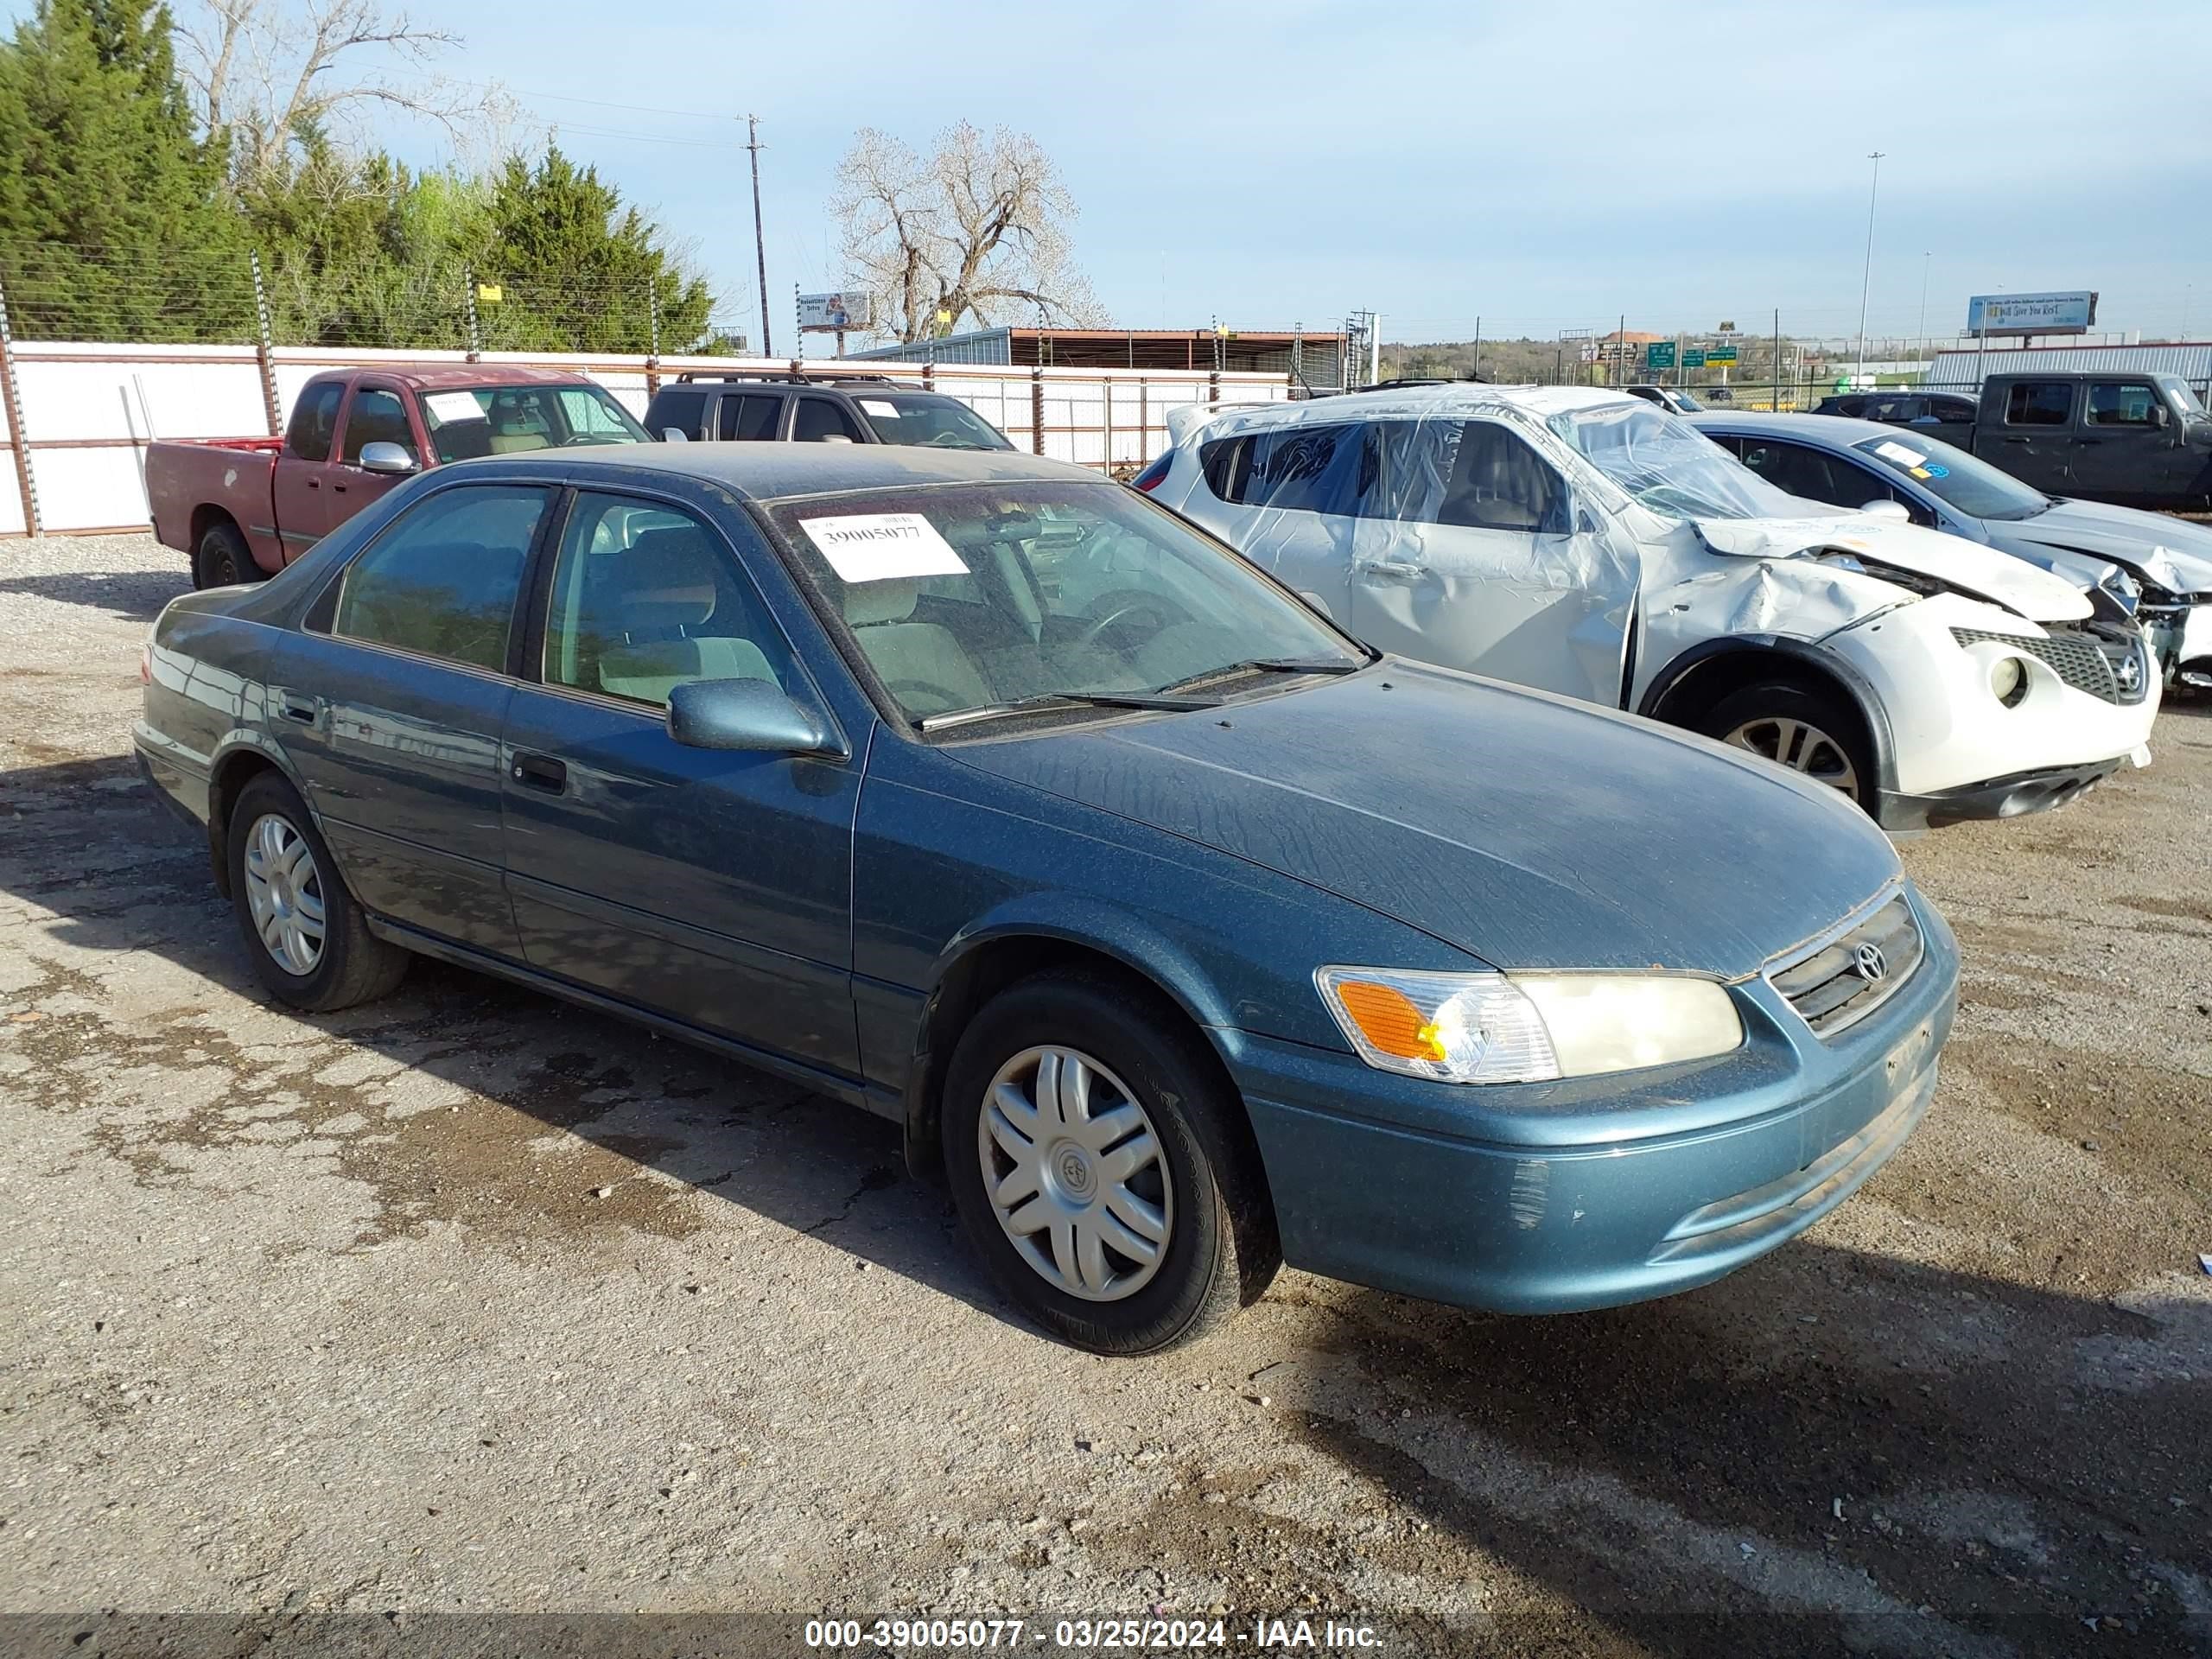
(148, 365, 652, 588)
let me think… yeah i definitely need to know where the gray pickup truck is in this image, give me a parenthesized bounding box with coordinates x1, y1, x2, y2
(1948, 372, 2212, 512)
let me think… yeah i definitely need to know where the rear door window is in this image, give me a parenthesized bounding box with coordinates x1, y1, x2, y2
(1197, 423, 1368, 515)
(2005, 381, 2075, 426)
(329, 485, 549, 672)
(2084, 383, 2161, 427)
(286, 382, 345, 461)
(716, 393, 784, 441)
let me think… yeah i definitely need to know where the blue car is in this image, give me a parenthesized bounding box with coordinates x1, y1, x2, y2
(135, 445, 1958, 1353)
(1689, 410, 2212, 689)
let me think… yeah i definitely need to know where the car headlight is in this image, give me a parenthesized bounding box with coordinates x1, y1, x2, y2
(1315, 966, 1744, 1084)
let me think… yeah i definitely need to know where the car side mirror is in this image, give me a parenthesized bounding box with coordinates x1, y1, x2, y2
(357, 441, 419, 475)
(1859, 499, 1911, 523)
(2153, 404, 2170, 428)
(662, 428, 690, 442)
(666, 677, 836, 755)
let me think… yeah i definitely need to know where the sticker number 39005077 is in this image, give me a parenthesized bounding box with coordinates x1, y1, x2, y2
(799, 512, 970, 584)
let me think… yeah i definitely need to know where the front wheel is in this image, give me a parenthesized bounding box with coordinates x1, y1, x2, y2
(942, 971, 1277, 1354)
(226, 772, 409, 1011)
(1699, 681, 1875, 810)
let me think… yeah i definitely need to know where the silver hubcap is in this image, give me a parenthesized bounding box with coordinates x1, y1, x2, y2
(1723, 715, 1860, 797)
(242, 812, 327, 976)
(978, 1046, 1173, 1303)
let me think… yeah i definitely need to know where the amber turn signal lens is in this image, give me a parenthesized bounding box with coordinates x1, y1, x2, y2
(1331, 979, 1444, 1062)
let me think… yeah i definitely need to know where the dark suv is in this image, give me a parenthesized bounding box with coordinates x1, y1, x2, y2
(641, 372, 1014, 451)
(1813, 390, 1977, 435)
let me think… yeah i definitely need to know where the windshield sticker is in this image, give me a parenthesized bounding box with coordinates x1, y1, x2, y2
(1908, 466, 1932, 479)
(422, 391, 486, 423)
(1873, 440, 1927, 467)
(859, 399, 900, 416)
(1923, 463, 1949, 478)
(800, 512, 969, 583)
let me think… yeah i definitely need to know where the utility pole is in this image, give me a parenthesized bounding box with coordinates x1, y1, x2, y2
(1853, 150, 1885, 390)
(745, 115, 772, 359)
(1916, 251, 1930, 361)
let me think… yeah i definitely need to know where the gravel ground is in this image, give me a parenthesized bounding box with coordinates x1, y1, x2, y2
(2, 532, 2208, 1658)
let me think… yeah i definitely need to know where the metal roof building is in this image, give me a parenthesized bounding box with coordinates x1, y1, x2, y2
(851, 325, 1348, 388)
(1926, 340, 2212, 395)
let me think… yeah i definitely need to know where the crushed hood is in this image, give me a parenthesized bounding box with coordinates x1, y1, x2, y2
(1990, 499, 2212, 598)
(1694, 514, 2091, 622)
(947, 664, 1903, 980)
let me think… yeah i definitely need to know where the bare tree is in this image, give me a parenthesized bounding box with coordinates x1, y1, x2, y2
(179, 0, 508, 182)
(834, 123, 1103, 343)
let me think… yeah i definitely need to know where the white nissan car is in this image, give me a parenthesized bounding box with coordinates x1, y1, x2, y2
(1134, 385, 2158, 830)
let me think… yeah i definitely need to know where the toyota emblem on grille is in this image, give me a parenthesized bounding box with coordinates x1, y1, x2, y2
(2117, 654, 2141, 690)
(1852, 942, 1889, 983)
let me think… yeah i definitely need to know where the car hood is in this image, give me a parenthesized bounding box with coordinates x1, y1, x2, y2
(1988, 499, 2212, 597)
(946, 663, 1903, 980)
(1694, 514, 2091, 621)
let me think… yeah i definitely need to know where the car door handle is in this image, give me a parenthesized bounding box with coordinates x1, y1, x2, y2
(2077, 437, 2102, 445)
(306, 475, 321, 487)
(510, 752, 567, 792)
(276, 691, 320, 725)
(332, 480, 348, 493)
(2002, 435, 2031, 443)
(1361, 559, 1427, 580)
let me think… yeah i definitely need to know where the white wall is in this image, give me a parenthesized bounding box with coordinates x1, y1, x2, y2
(0, 340, 1289, 537)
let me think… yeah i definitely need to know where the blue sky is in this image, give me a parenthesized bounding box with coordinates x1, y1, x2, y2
(16, 0, 2212, 344)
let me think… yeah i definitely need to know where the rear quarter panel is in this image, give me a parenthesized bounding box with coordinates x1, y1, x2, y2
(144, 439, 284, 570)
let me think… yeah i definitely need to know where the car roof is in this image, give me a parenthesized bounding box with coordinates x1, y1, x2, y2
(1200, 382, 1636, 435)
(1683, 410, 1905, 446)
(435, 441, 1101, 502)
(305, 364, 599, 391)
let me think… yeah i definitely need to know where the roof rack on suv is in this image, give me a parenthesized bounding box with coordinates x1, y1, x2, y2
(673, 371, 903, 387)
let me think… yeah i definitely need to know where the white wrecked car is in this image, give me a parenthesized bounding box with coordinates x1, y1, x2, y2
(1135, 386, 2159, 830)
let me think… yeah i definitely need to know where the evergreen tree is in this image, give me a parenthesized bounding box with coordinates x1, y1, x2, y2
(0, 0, 248, 340)
(481, 146, 712, 353)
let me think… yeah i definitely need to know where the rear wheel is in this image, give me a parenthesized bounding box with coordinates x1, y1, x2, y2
(1699, 681, 1875, 810)
(226, 772, 409, 1011)
(942, 970, 1277, 1354)
(194, 522, 260, 589)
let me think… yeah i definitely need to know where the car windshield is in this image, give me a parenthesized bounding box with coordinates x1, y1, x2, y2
(1548, 401, 1804, 520)
(852, 392, 1014, 451)
(420, 384, 650, 462)
(1670, 389, 1706, 411)
(2161, 375, 2207, 416)
(1849, 432, 2051, 521)
(766, 480, 1365, 725)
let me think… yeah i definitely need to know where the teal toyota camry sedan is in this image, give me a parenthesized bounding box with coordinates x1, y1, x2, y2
(135, 444, 1958, 1354)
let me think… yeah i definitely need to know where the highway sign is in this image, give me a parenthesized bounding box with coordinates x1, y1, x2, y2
(1644, 341, 1676, 370)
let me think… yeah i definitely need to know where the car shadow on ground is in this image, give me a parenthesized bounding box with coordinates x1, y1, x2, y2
(0, 752, 1000, 1322)
(0, 567, 193, 622)
(1255, 1256, 2209, 1655)
(5, 753, 2208, 1654)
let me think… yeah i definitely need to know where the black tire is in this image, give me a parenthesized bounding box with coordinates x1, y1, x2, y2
(942, 969, 1278, 1354)
(226, 772, 409, 1012)
(1696, 680, 1876, 811)
(194, 521, 261, 590)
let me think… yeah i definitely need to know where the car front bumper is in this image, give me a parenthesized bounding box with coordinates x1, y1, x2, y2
(1821, 594, 2159, 805)
(1221, 885, 1959, 1314)
(1875, 751, 2139, 832)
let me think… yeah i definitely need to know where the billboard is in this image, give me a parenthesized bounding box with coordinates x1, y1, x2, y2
(798, 291, 872, 333)
(1967, 291, 2097, 336)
